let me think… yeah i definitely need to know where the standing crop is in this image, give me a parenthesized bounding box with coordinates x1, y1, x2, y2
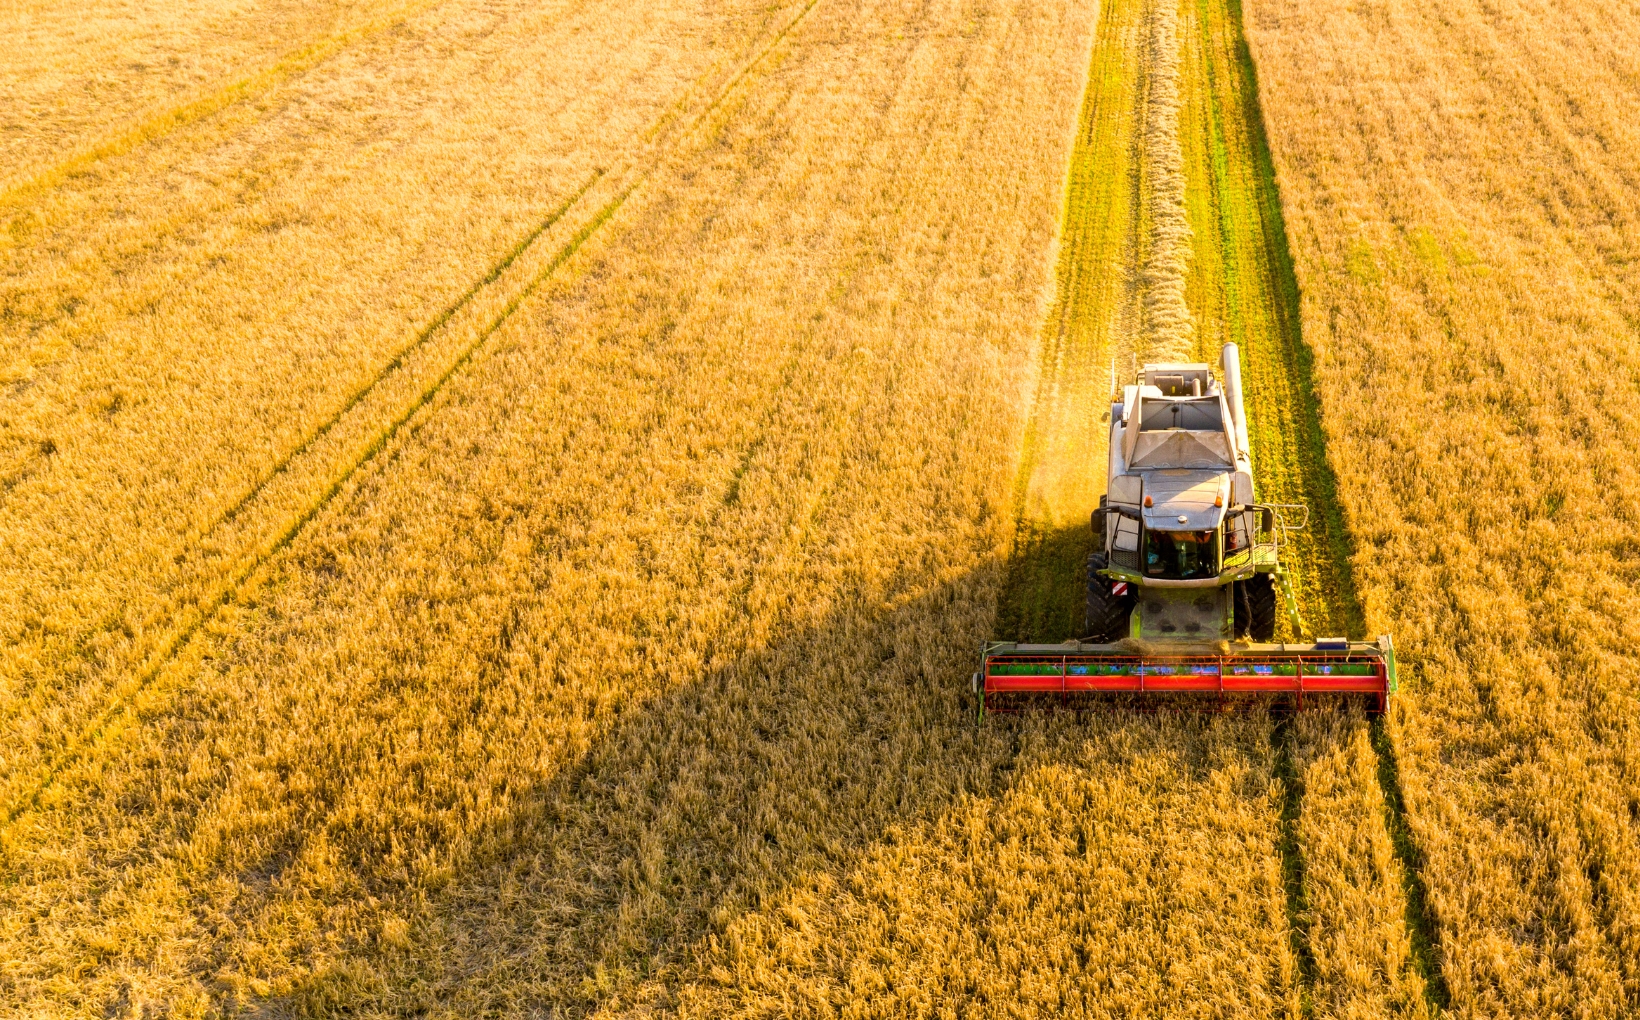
(0, 0, 418, 199)
(1248, 0, 1640, 1013)
(0, 0, 803, 815)
(0, 0, 1111, 1012)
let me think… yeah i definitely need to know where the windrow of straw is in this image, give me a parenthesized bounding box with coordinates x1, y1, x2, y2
(1137, 0, 1194, 362)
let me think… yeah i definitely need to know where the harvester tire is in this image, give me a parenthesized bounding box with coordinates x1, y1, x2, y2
(1085, 553, 1133, 643)
(1235, 574, 1277, 641)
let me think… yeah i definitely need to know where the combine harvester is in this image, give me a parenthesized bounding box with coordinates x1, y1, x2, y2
(976, 343, 1396, 719)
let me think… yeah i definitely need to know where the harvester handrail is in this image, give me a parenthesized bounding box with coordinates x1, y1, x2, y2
(1261, 502, 1310, 532)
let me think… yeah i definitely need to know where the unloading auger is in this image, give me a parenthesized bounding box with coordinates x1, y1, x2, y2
(975, 343, 1396, 719)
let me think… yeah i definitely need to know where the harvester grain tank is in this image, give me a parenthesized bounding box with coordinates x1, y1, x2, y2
(976, 343, 1396, 717)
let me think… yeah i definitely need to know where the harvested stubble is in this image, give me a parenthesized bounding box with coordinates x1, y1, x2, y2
(992, 0, 1151, 645)
(1176, 0, 1358, 639)
(1248, 0, 1640, 1014)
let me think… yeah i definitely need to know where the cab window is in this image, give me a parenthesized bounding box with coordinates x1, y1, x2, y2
(1144, 529, 1218, 579)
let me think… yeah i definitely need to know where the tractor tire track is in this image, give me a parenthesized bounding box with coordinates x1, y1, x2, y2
(1273, 718, 1320, 1015)
(0, 0, 624, 412)
(1372, 715, 1453, 1012)
(0, 0, 826, 837)
(0, 60, 625, 766)
(202, 170, 604, 539)
(0, 184, 630, 832)
(193, 0, 823, 547)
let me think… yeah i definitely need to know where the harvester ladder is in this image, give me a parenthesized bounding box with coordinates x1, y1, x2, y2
(1274, 564, 1306, 640)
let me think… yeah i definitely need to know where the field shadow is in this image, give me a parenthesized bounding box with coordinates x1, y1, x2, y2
(263, 568, 1020, 1016)
(991, 520, 1093, 644)
(256, 553, 1311, 1018)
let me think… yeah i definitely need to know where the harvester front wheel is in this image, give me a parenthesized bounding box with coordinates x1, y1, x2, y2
(1085, 553, 1133, 643)
(1235, 574, 1277, 641)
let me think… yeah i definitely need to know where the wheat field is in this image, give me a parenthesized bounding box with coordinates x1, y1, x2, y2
(2, 0, 1636, 1015)
(1249, 0, 1640, 1014)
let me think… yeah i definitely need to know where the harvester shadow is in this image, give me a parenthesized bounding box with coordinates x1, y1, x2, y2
(992, 520, 1093, 644)
(267, 567, 1290, 1016)
(269, 571, 1008, 1015)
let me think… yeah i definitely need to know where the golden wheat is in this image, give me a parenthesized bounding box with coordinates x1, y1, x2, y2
(0, 0, 1105, 1012)
(688, 714, 1298, 1017)
(0, 0, 806, 812)
(0, 0, 417, 194)
(5, 0, 1622, 1012)
(1248, 0, 1640, 1013)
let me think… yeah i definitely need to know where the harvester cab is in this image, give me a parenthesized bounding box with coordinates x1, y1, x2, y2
(975, 343, 1397, 719)
(1088, 345, 1297, 644)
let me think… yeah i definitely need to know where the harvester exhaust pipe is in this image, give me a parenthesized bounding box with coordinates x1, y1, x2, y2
(1221, 342, 1251, 461)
